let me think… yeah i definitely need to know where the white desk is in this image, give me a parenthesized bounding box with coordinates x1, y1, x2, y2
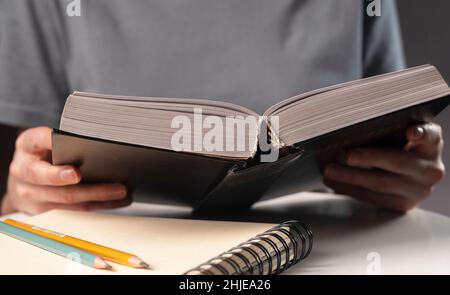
(2, 192, 450, 274)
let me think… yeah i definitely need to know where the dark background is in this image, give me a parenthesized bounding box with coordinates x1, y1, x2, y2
(398, 0, 450, 216)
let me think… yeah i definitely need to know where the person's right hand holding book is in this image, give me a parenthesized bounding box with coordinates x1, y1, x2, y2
(1, 127, 130, 215)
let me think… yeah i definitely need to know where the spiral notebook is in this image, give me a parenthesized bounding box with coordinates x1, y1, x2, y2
(0, 210, 312, 275)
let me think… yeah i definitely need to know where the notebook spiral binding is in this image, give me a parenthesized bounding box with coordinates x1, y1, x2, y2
(184, 220, 312, 275)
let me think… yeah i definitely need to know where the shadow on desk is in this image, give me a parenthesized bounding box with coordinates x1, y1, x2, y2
(113, 192, 450, 274)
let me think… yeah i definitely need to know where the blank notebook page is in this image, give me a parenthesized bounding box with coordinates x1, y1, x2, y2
(0, 210, 275, 274)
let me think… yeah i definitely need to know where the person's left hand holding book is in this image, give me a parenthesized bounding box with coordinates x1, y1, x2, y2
(1, 127, 130, 215)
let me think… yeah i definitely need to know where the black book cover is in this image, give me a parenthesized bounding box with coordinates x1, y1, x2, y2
(52, 94, 450, 212)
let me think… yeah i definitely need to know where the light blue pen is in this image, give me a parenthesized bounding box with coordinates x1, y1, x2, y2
(0, 221, 111, 270)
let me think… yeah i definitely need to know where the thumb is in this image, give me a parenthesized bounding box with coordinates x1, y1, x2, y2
(405, 123, 443, 160)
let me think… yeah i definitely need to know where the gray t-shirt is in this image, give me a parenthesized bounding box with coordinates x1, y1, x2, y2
(0, 0, 405, 128)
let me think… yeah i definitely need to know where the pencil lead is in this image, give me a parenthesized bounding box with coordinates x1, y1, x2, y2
(140, 261, 150, 269)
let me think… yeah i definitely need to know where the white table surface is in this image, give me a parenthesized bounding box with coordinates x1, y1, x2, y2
(2, 192, 450, 274)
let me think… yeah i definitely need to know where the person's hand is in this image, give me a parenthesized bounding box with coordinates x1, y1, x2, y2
(323, 123, 445, 213)
(1, 127, 130, 215)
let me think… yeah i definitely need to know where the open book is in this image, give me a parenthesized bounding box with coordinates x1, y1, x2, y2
(53, 65, 450, 210)
(0, 210, 312, 275)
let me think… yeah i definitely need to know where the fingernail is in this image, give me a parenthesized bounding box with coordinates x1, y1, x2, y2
(59, 168, 78, 182)
(347, 149, 363, 165)
(324, 164, 340, 178)
(110, 184, 127, 198)
(107, 197, 131, 207)
(90, 197, 132, 211)
(121, 197, 132, 205)
(412, 126, 424, 140)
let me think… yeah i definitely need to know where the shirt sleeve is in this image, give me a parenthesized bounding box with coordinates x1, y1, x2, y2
(0, 0, 69, 128)
(363, 0, 406, 77)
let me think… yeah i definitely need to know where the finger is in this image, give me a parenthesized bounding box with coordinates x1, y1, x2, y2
(16, 182, 127, 204)
(10, 155, 81, 186)
(324, 164, 432, 200)
(346, 148, 444, 183)
(405, 123, 443, 160)
(23, 197, 132, 216)
(323, 178, 416, 213)
(85, 197, 133, 211)
(15, 127, 53, 155)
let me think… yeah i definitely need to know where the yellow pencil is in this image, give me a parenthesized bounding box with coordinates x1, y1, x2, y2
(5, 219, 149, 269)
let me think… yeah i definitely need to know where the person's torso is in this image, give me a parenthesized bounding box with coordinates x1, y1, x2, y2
(63, 0, 364, 113)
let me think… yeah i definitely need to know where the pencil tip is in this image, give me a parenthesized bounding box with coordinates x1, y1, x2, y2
(128, 256, 150, 268)
(94, 257, 112, 270)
